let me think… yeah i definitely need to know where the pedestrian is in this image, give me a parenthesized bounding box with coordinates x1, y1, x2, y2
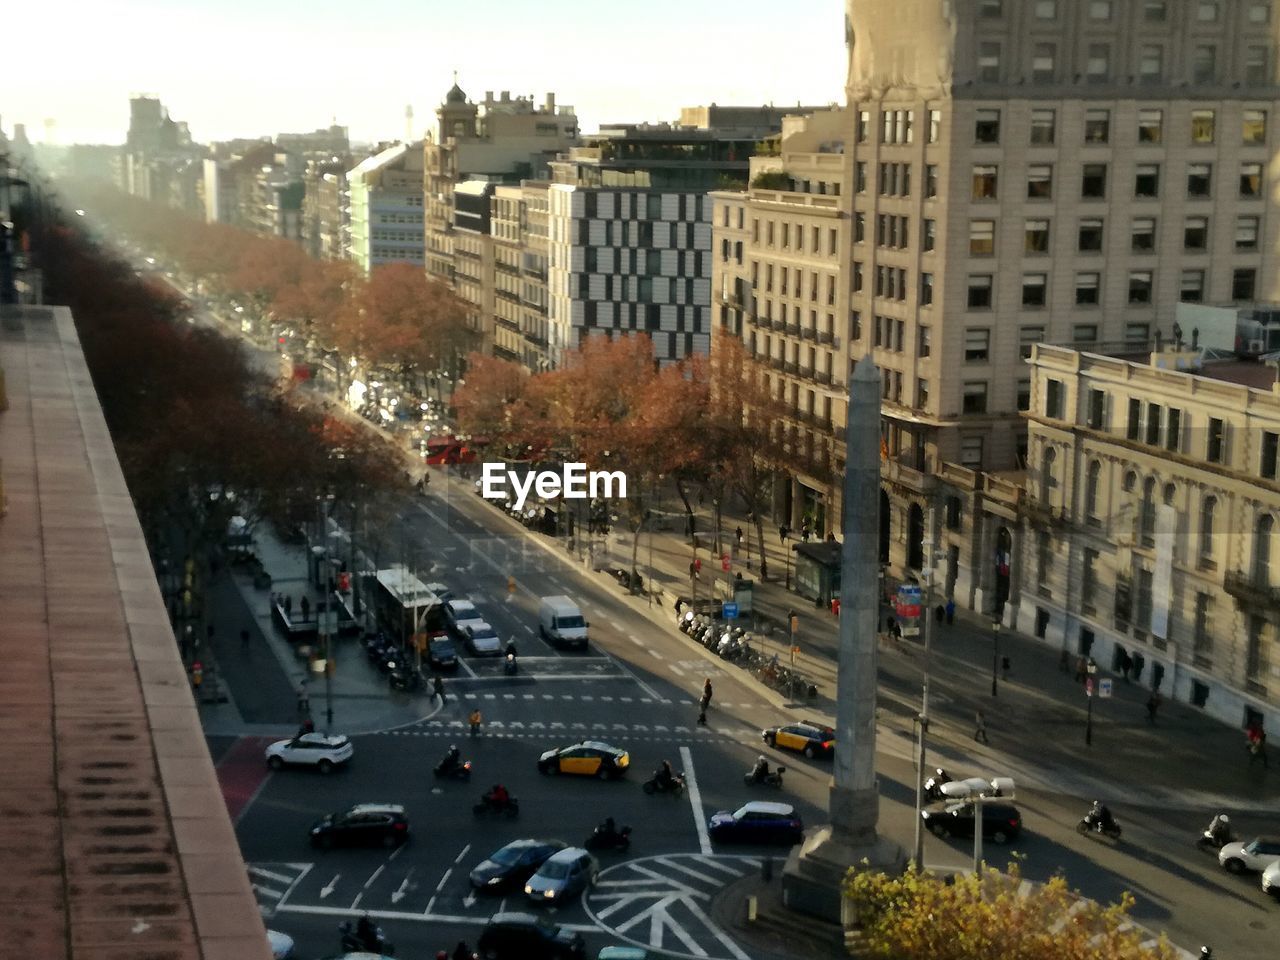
(432, 674, 446, 705)
(300, 594, 311, 622)
(299, 717, 315, 735)
(284, 594, 293, 616)
(674, 597, 684, 617)
(974, 709, 989, 744)
(736, 527, 744, 550)
(1120, 652, 1132, 682)
(698, 678, 713, 725)
(779, 524, 790, 543)
(1146, 692, 1161, 724)
(469, 708, 483, 736)
(1247, 725, 1269, 768)
(945, 598, 955, 625)
(240, 627, 250, 649)
(934, 604, 945, 623)
(1001, 656, 1011, 680)
(690, 560, 698, 581)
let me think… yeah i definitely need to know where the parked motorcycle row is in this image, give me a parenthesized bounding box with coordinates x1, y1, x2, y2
(676, 609, 818, 698)
(364, 630, 422, 693)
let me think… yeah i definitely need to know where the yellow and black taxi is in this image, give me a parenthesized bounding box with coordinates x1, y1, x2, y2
(537, 741, 631, 779)
(762, 721, 836, 759)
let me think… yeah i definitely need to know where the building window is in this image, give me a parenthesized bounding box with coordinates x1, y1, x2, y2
(1135, 164, 1160, 199)
(1191, 110, 1216, 145)
(1184, 216, 1208, 251)
(857, 111, 871, 143)
(963, 381, 989, 414)
(975, 109, 1000, 143)
(1032, 43, 1056, 81)
(1198, 0, 1219, 21)
(1027, 165, 1053, 200)
(1082, 164, 1107, 199)
(1233, 268, 1258, 301)
(1045, 377, 1065, 417)
(1246, 616, 1269, 686)
(1086, 43, 1111, 82)
(1035, 0, 1057, 17)
(1087, 390, 1106, 430)
(856, 162, 867, 194)
(1126, 321, 1151, 343)
(1138, 109, 1163, 144)
(1075, 272, 1101, 306)
(1129, 271, 1153, 304)
(1084, 110, 1110, 144)
(1246, 46, 1270, 84)
(1127, 398, 1143, 440)
(1131, 217, 1156, 253)
(964, 327, 991, 362)
(968, 275, 993, 309)
(1078, 218, 1103, 252)
(972, 165, 998, 200)
(922, 219, 936, 252)
(1240, 162, 1264, 198)
(855, 212, 866, 243)
(1030, 109, 1055, 145)
(1243, 110, 1267, 145)
(1193, 592, 1214, 661)
(1089, 0, 1112, 17)
(1145, 403, 1163, 446)
(1085, 461, 1103, 526)
(1260, 431, 1280, 479)
(928, 109, 942, 143)
(1139, 45, 1163, 83)
(1025, 219, 1050, 254)
(1180, 269, 1206, 303)
(961, 436, 984, 467)
(1250, 2, 1272, 23)
(1167, 407, 1182, 452)
(918, 325, 931, 358)
(1144, 1, 1167, 21)
(1082, 548, 1100, 611)
(1236, 215, 1260, 251)
(1017, 379, 1031, 410)
(1207, 417, 1226, 463)
(1022, 276, 1047, 309)
(1074, 323, 1099, 342)
(1255, 515, 1275, 584)
(1193, 46, 1217, 84)
(969, 219, 995, 256)
(916, 378, 930, 407)
(920, 272, 934, 306)
(1187, 163, 1212, 198)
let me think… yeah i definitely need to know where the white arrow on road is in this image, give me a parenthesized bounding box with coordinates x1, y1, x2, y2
(390, 869, 414, 904)
(507, 721, 525, 729)
(463, 890, 478, 909)
(550, 722, 566, 729)
(320, 874, 340, 898)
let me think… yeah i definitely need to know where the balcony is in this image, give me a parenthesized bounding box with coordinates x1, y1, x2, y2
(817, 330, 833, 345)
(1223, 570, 1280, 610)
(783, 360, 799, 375)
(770, 356, 786, 372)
(771, 318, 787, 332)
(814, 370, 832, 386)
(784, 323, 801, 337)
(800, 327, 817, 342)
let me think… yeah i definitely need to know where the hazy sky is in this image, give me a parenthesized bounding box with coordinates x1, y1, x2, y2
(8, 0, 847, 146)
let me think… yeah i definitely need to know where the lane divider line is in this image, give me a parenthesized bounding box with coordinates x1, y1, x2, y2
(680, 745, 712, 856)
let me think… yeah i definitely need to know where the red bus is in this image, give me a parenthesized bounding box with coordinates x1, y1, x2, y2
(422, 434, 488, 465)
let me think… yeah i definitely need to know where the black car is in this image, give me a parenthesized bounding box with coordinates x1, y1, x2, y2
(477, 911, 585, 959)
(310, 803, 410, 849)
(428, 635, 459, 671)
(470, 839, 568, 893)
(921, 801, 1022, 844)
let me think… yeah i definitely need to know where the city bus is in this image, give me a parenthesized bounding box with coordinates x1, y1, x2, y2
(421, 434, 489, 465)
(368, 565, 446, 644)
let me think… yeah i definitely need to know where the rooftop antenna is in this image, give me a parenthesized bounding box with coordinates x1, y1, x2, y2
(405, 104, 414, 142)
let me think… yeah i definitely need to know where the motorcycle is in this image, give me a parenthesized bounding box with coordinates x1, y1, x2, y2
(473, 794, 520, 818)
(584, 823, 632, 852)
(678, 611, 696, 634)
(642, 772, 686, 796)
(388, 665, 421, 692)
(433, 756, 473, 781)
(923, 768, 953, 802)
(1077, 812, 1122, 840)
(504, 652, 518, 675)
(744, 764, 785, 787)
(1196, 822, 1236, 853)
(338, 919, 395, 956)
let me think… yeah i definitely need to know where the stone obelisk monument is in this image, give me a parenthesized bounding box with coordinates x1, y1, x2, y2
(781, 356, 905, 921)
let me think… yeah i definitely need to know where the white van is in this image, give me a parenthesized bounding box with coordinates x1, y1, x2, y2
(538, 596, 589, 649)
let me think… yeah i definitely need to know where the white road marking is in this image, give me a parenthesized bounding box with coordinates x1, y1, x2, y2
(320, 874, 340, 898)
(248, 866, 296, 886)
(609, 620, 624, 631)
(453, 844, 472, 865)
(627, 634, 644, 646)
(364, 865, 386, 889)
(390, 869, 414, 904)
(275, 901, 597, 932)
(680, 745, 712, 855)
(657, 856, 722, 885)
(463, 890, 477, 908)
(522, 624, 535, 634)
(250, 883, 284, 899)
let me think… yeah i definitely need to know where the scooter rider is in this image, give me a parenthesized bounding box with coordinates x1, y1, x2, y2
(1206, 814, 1233, 845)
(655, 759, 676, 790)
(355, 915, 378, 949)
(750, 755, 771, 782)
(599, 816, 618, 840)
(441, 744, 460, 771)
(1089, 799, 1116, 830)
(485, 783, 511, 809)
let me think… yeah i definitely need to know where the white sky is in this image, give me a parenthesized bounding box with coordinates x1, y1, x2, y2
(7, 0, 847, 145)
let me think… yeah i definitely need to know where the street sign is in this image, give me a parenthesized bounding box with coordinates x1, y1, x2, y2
(1098, 678, 1113, 699)
(895, 584, 923, 619)
(722, 601, 739, 619)
(1086, 678, 1094, 697)
(721, 553, 731, 572)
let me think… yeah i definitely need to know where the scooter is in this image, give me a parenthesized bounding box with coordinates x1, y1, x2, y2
(504, 652, 518, 675)
(678, 611, 696, 633)
(584, 823, 633, 852)
(338, 919, 395, 956)
(744, 764, 785, 787)
(1196, 822, 1236, 852)
(642, 772, 686, 796)
(433, 757, 473, 781)
(923, 768, 953, 802)
(473, 794, 520, 818)
(1077, 813, 1122, 840)
(388, 665, 421, 692)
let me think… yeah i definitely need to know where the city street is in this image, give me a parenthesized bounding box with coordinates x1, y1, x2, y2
(209, 474, 1277, 959)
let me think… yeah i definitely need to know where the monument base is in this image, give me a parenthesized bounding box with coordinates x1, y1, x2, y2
(780, 825, 906, 923)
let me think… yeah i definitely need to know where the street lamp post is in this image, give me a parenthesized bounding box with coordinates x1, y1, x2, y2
(782, 528, 792, 591)
(912, 520, 937, 871)
(991, 620, 1001, 697)
(1085, 658, 1099, 745)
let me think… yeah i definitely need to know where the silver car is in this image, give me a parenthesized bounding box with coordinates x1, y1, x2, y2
(523, 847, 598, 904)
(465, 621, 502, 656)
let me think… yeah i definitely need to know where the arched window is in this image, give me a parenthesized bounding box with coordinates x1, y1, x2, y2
(1256, 514, 1275, 585)
(1140, 477, 1156, 546)
(1163, 482, 1177, 506)
(1199, 496, 1217, 565)
(1123, 469, 1137, 493)
(1041, 446, 1058, 504)
(1085, 460, 1102, 522)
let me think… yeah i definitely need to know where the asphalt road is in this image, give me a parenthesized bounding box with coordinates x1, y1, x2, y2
(168, 287, 1277, 959)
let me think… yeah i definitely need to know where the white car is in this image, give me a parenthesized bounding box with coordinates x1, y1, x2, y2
(444, 599, 486, 637)
(464, 621, 502, 656)
(1218, 836, 1280, 874)
(1262, 859, 1280, 898)
(265, 733, 353, 774)
(267, 930, 295, 959)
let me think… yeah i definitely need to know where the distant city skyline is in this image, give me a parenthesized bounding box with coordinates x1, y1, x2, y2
(7, 0, 846, 146)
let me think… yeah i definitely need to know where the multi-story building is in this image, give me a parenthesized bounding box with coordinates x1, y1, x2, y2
(347, 142, 425, 274)
(1011, 338, 1280, 730)
(202, 140, 274, 225)
(716, 0, 1280, 544)
(302, 157, 351, 260)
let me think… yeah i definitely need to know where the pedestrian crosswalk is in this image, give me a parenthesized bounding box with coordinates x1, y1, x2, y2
(585, 854, 760, 960)
(376, 718, 753, 744)
(247, 862, 311, 918)
(450, 689, 766, 711)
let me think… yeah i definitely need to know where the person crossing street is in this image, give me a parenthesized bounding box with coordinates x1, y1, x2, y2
(697, 677, 713, 725)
